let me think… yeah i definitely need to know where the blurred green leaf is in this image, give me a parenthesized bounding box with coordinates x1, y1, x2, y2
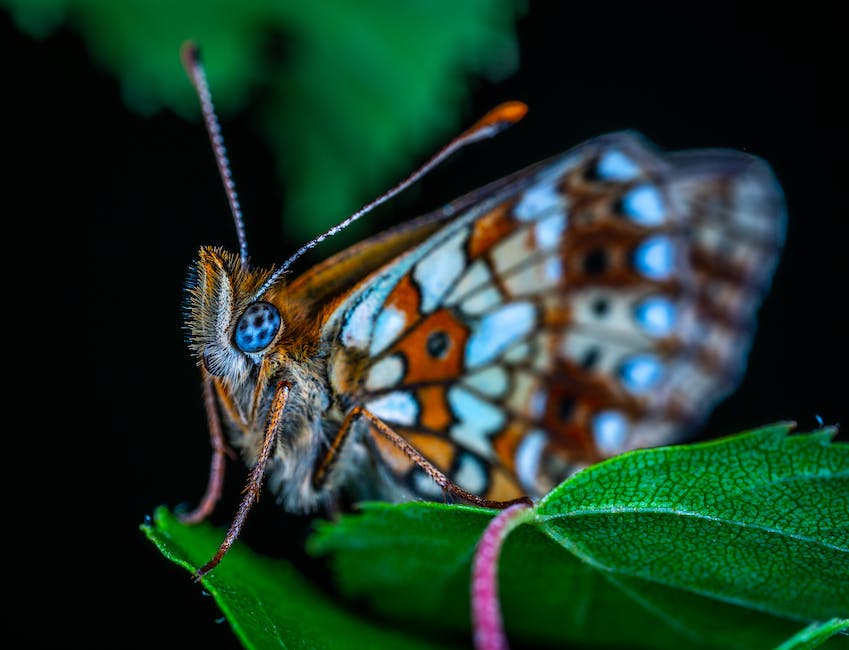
(310, 426, 849, 649)
(776, 620, 849, 650)
(142, 506, 459, 649)
(3, 0, 522, 239)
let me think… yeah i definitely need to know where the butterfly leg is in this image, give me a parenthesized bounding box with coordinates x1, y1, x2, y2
(314, 406, 531, 509)
(312, 406, 361, 489)
(194, 380, 291, 578)
(179, 373, 234, 524)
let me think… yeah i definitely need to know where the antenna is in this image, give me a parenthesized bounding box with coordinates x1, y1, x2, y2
(255, 100, 528, 297)
(181, 41, 250, 268)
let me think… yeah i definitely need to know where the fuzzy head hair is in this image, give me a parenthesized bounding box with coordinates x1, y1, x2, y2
(184, 247, 283, 387)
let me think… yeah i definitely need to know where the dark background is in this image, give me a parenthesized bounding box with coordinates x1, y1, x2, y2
(11, 4, 845, 647)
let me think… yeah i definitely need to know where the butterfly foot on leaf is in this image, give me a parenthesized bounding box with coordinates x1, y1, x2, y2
(480, 494, 534, 510)
(192, 559, 218, 582)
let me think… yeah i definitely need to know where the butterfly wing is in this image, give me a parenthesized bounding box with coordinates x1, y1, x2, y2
(322, 132, 785, 501)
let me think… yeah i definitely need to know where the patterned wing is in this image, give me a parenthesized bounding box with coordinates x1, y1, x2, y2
(325, 132, 785, 501)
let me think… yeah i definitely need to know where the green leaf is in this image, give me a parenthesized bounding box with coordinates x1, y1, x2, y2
(142, 426, 846, 649)
(776, 620, 849, 650)
(2, 0, 522, 239)
(310, 426, 849, 649)
(535, 423, 849, 621)
(141, 506, 458, 650)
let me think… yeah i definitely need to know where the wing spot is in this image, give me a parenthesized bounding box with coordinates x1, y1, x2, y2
(582, 249, 608, 275)
(591, 297, 610, 317)
(466, 302, 536, 368)
(594, 149, 642, 181)
(461, 286, 503, 316)
(462, 365, 509, 398)
(619, 354, 665, 392)
(412, 469, 445, 499)
(514, 181, 565, 222)
(515, 430, 547, 494)
(364, 354, 406, 391)
(618, 185, 666, 226)
(632, 236, 675, 279)
(558, 397, 576, 421)
(530, 389, 547, 419)
(448, 386, 505, 459)
(592, 410, 629, 455)
(534, 212, 568, 249)
(581, 346, 601, 369)
(413, 229, 467, 313)
(634, 296, 677, 336)
(454, 453, 488, 495)
(365, 391, 419, 427)
(370, 305, 407, 355)
(425, 330, 450, 359)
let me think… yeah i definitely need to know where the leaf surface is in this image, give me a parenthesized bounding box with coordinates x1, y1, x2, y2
(311, 426, 849, 649)
(142, 507, 456, 650)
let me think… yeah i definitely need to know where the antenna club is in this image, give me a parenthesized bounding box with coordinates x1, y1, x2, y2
(470, 101, 528, 133)
(180, 41, 202, 78)
(254, 100, 531, 297)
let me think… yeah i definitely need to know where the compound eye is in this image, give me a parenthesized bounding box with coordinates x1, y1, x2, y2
(233, 302, 282, 353)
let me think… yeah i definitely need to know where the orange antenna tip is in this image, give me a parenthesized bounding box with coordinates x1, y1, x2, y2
(470, 101, 528, 133)
(256, 100, 530, 293)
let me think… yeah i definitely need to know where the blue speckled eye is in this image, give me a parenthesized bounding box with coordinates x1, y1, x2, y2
(234, 302, 281, 353)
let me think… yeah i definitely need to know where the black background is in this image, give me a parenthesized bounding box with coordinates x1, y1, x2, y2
(11, 4, 846, 647)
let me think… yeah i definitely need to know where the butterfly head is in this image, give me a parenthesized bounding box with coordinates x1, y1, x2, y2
(185, 246, 286, 385)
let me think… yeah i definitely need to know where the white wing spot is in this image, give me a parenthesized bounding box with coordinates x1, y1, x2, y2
(633, 235, 675, 279)
(534, 212, 567, 249)
(596, 149, 641, 181)
(445, 259, 491, 306)
(448, 386, 505, 459)
(413, 229, 467, 313)
(544, 257, 563, 282)
(461, 286, 503, 316)
(504, 341, 531, 363)
(454, 454, 488, 495)
(621, 185, 666, 226)
(507, 371, 541, 420)
(412, 470, 444, 499)
(531, 333, 554, 372)
(514, 181, 565, 222)
(466, 302, 536, 368)
(515, 430, 546, 494)
(492, 228, 534, 274)
(619, 354, 665, 392)
(366, 391, 419, 426)
(504, 257, 563, 296)
(592, 410, 629, 455)
(462, 365, 509, 398)
(341, 290, 384, 350)
(364, 354, 405, 391)
(634, 296, 677, 336)
(370, 305, 406, 355)
(530, 389, 547, 420)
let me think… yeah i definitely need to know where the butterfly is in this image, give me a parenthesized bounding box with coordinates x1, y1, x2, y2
(178, 45, 785, 575)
